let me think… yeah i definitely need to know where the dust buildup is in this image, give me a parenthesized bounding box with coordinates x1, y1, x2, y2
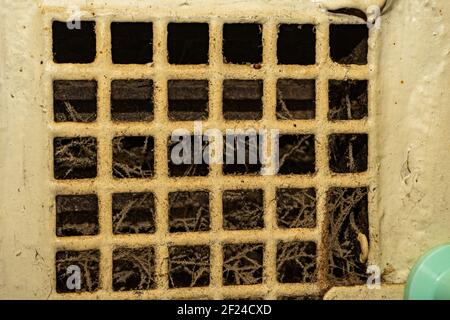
(112, 136, 154, 178)
(276, 241, 317, 283)
(222, 243, 264, 285)
(169, 191, 210, 233)
(276, 188, 316, 229)
(112, 192, 155, 234)
(168, 245, 210, 288)
(53, 137, 97, 179)
(324, 187, 369, 286)
(328, 80, 368, 120)
(168, 135, 210, 177)
(112, 247, 156, 291)
(223, 134, 262, 175)
(278, 134, 315, 175)
(56, 194, 99, 237)
(55, 249, 100, 293)
(222, 189, 264, 230)
(53, 80, 97, 122)
(276, 79, 316, 120)
(329, 134, 368, 173)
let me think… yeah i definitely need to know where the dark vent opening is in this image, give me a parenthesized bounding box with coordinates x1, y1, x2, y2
(111, 22, 153, 64)
(168, 23, 209, 65)
(330, 24, 368, 65)
(223, 80, 263, 120)
(223, 23, 262, 64)
(278, 134, 315, 175)
(222, 189, 264, 230)
(52, 21, 96, 63)
(277, 24, 316, 65)
(112, 136, 155, 178)
(112, 192, 156, 234)
(169, 191, 210, 233)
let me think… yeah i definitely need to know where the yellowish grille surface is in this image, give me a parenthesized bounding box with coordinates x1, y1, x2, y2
(44, 3, 378, 299)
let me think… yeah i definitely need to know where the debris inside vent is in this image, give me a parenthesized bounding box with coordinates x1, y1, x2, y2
(113, 247, 156, 291)
(53, 80, 97, 122)
(168, 245, 211, 288)
(222, 189, 264, 230)
(111, 80, 154, 122)
(325, 187, 369, 286)
(55, 250, 100, 293)
(223, 134, 262, 175)
(56, 194, 99, 237)
(276, 188, 316, 229)
(169, 191, 210, 233)
(112, 192, 156, 234)
(276, 241, 317, 283)
(53, 137, 97, 179)
(329, 134, 368, 173)
(329, 80, 368, 120)
(112, 136, 154, 178)
(168, 135, 210, 177)
(276, 79, 315, 120)
(278, 134, 316, 175)
(222, 243, 264, 285)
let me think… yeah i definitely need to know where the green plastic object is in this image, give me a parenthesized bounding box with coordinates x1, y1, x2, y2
(405, 243, 450, 300)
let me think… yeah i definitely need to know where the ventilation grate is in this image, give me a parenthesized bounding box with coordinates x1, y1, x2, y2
(46, 6, 376, 300)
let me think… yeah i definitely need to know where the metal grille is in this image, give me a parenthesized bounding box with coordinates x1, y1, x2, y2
(45, 3, 378, 300)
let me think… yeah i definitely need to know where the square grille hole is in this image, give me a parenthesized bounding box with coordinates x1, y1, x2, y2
(168, 135, 209, 177)
(111, 80, 154, 122)
(325, 187, 369, 285)
(168, 80, 209, 121)
(55, 249, 100, 293)
(329, 134, 368, 173)
(276, 241, 317, 283)
(169, 191, 210, 233)
(223, 243, 264, 286)
(223, 134, 262, 175)
(53, 137, 97, 179)
(330, 24, 368, 65)
(112, 136, 154, 179)
(111, 22, 153, 64)
(56, 194, 99, 237)
(53, 80, 97, 122)
(328, 80, 368, 120)
(222, 189, 264, 230)
(276, 79, 315, 120)
(223, 80, 263, 120)
(278, 134, 315, 175)
(112, 193, 155, 234)
(168, 23, 209, 65)
(52, 21, 96, 63)
(223, 23, 262, 64)
(276, 188, 316, 229)
(112, 247, 156, 291)
(168, 245, 210, 288)
(277, 24, 316, 65)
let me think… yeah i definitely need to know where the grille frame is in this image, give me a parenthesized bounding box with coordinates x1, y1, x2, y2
(44, 2, 380, 300)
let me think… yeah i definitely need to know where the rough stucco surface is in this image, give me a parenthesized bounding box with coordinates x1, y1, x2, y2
(0, 0, 449, 299)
